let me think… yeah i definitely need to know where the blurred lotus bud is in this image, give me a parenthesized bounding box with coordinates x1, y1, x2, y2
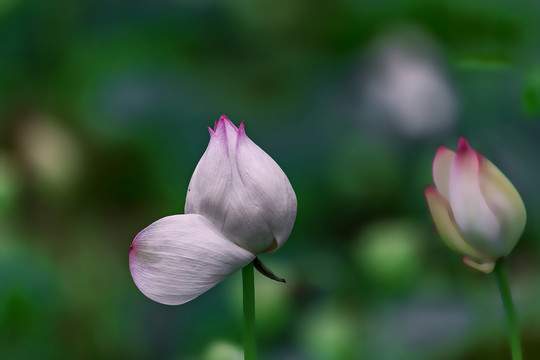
(353, 220, 424, 290)
(425, 138, 526, 273)
(359, 28, 457, 138)
(15, 114, 81, 192)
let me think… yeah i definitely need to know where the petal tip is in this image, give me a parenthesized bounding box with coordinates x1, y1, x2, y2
(130, 231, 141, 250)
(462, 256, 495, 273)
(457, 137, 470, 152)
(218, 114, 239, 133)
(435, 145, 452, 157)
(424, 185, 438, 197)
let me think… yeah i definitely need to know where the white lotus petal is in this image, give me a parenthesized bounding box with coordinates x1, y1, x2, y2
(227, 123, 297, 254)
(185, 119, 233, 230)
(478, 155, 526, 256)
(449, 138, 502, 258)
(129, 214, 255, 305)
(424, 186, 490, 262)
(219, 115, 241, 158)
(432, 146, 455, 200)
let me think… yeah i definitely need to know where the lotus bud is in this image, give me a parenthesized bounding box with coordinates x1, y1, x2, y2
(425, 138, 526, 273)
(129, 116, 297, 305)
(185, 115, 297, 255)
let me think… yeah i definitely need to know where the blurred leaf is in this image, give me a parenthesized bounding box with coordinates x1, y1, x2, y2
(203, 341, 243, 360)
(454, 55, 512, 70)
(0, 154, 18, 212)
(522, 67, 540, 116)
(299, 305, 360, 360)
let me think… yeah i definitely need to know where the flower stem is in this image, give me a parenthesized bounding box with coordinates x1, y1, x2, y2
(494, 259, 522, 360)
(242, 261, 257, 360)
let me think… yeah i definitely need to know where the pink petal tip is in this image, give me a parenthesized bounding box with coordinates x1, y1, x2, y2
(424, 186, 443, 205)
(457, 137, 470, 152)
(435, 145, 451, 155)
(433, 146, 455, 165)
(129, 240, 136, 262)
(218, 114, 239, 132)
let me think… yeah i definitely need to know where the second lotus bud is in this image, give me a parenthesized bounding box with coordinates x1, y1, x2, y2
(425, 138, 526, 273)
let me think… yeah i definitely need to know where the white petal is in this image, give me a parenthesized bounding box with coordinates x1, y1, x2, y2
(185, 120, 233, 230)
(129, 214, 255, 305)
(226, 123, 297, 254)
(478, 155, 526, 256)
(432, 146, 455, 200)
(449, 138, 502, 258)
(424, 186, 490, 262)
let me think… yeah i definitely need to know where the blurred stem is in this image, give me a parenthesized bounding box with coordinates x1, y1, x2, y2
(494, 259, 522, 360)
(242, 262, 256, 360)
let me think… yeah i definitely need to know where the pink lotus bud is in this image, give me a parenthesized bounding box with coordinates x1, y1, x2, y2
(425, 138, 526, 273)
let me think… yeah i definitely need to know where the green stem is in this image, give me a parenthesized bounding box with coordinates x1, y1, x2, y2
(242, 262, 257, 360)
(494, 259, 522, 360)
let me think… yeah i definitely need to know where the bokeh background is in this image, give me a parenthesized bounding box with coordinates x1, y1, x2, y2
(1, 0, 540, 359)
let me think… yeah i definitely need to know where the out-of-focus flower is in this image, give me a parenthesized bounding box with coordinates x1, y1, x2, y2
(359, 29, 457, 138)
(130, 115, 297, 305)
(425, 138, 526, 273)
(15, 114, 81, 191)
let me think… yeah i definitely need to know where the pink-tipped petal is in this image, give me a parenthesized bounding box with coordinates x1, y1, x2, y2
(129, 214, 255, 305)
(432, 146, 455, 200)
(457, 137, 469, 152)
(478, 155, 526, 256)
(449, 139, 502, 257)
(185, 128, 232, 227)
(223, 117, 240, 157)
(425, 187, 489, 261)
(212, 115, 239, 157)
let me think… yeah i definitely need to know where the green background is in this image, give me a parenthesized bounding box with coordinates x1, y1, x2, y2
(1, 0, 539, 359)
